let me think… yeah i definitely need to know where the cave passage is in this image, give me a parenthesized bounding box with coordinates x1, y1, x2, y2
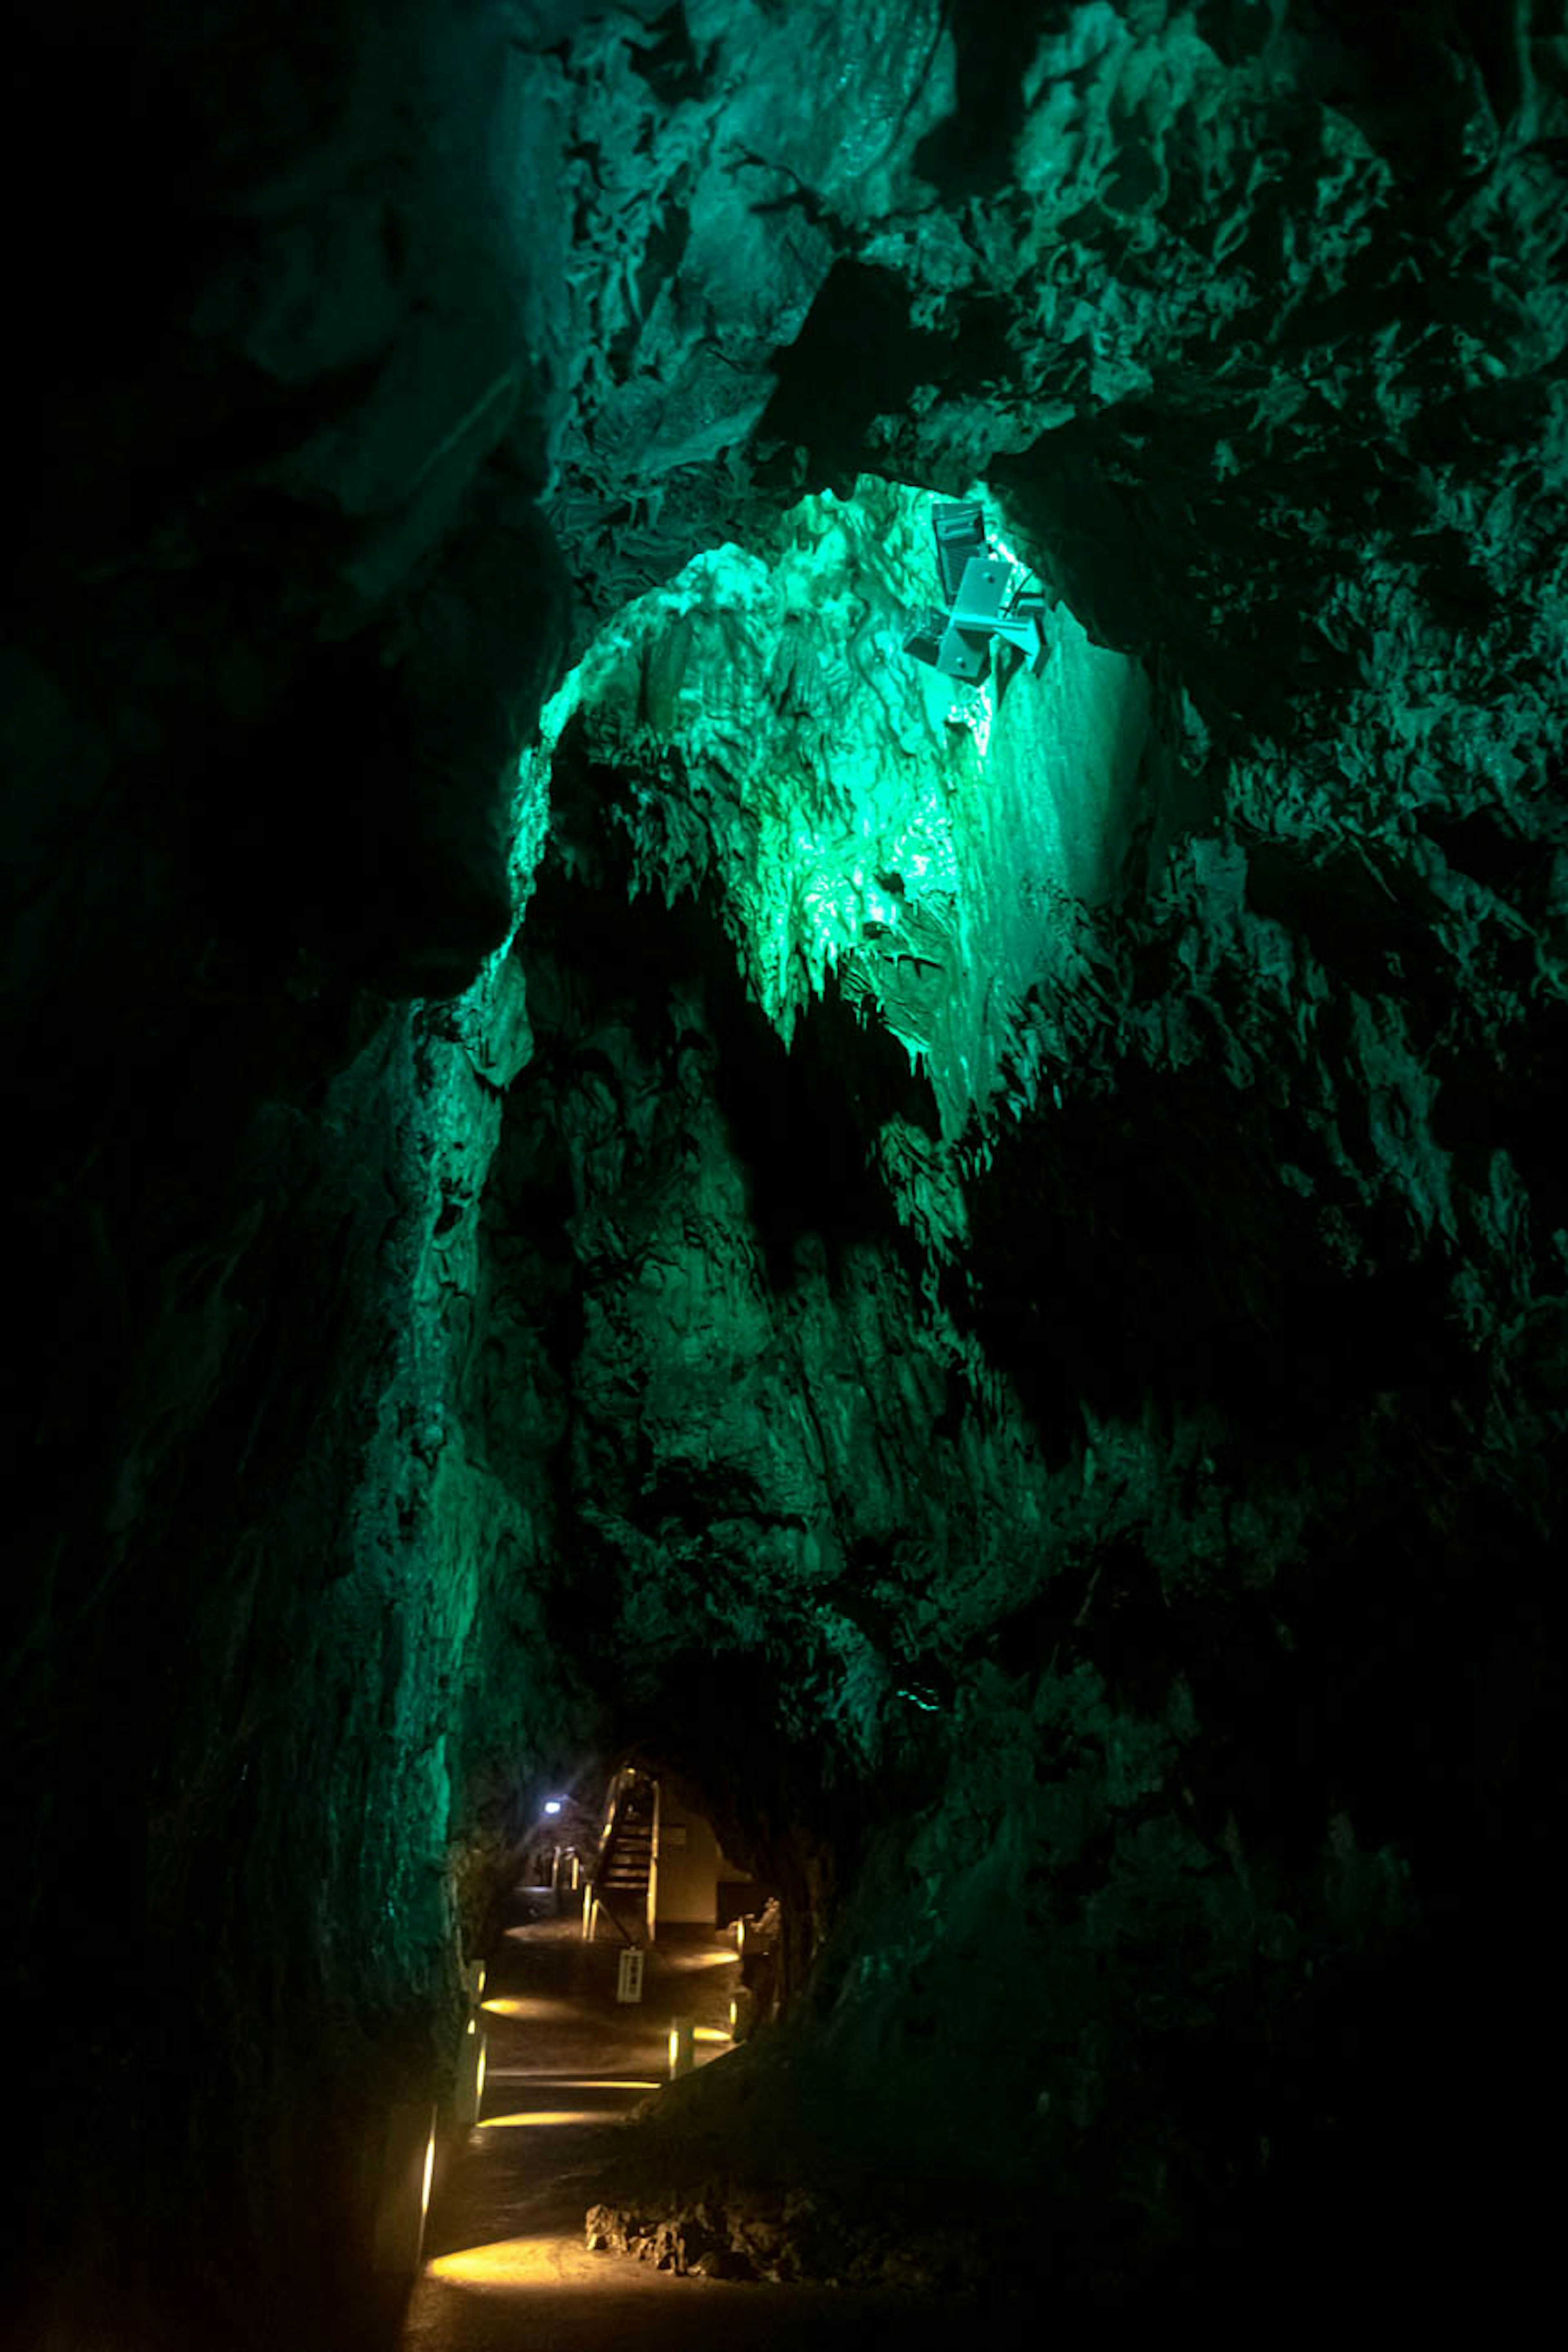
(9, 3, 1562, 2346)
(408, 1794, 944, 2345)
(406, 1881, 734, 2345)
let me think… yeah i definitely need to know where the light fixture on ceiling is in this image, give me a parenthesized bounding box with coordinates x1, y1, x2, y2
(902, 501, 1048, 683)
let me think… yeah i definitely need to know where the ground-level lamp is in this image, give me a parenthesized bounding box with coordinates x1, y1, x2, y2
(372, 2100, 438, 2281)
(455, 2013, 487, 2127)
(667, 2018, 696, 2079)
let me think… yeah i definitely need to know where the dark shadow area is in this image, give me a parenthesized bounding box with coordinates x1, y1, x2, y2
(1292, 0, 1522, 202)
(912, 0, 1067, 198)
(950, 1056, 1463, 1465)
(1243, 837, 1452, 1006)
(758, 261, 952, 494)
(517, 852, 937, 1293)
(626, 1, 709, 104)
(991, 398, 1438, 756)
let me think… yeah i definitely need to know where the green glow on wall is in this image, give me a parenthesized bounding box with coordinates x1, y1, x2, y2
(508, 474, 1152, 1138)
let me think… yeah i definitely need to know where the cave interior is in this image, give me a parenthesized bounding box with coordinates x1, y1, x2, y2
(6, 0, 1565, 2343)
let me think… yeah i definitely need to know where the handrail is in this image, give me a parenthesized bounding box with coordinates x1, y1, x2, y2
(592, 1768, 628, 1873)
(583, 1768, 648, 1947)
(645, 1776, 660, 1948)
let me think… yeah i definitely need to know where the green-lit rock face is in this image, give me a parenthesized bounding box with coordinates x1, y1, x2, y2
(537, 474, 1150, 1132)
(7, 0, 1564, 2341)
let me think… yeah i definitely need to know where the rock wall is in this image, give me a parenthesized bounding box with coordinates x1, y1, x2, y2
(6, 0, 1564, 2342)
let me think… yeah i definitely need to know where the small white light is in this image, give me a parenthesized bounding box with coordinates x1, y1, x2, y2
(543, 1799, 563, 1816)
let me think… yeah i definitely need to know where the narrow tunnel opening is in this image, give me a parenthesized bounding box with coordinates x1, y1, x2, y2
(417, 1757, 803, 2314)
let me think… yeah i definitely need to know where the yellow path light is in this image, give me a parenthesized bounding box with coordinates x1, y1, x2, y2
(426, 2233, 564, 2287)
(455, 2017, 487, 2127)
(372, 2100, 438, 2282)
(477, 2109, 615, 2129)
(483, 2072, 659, 2090)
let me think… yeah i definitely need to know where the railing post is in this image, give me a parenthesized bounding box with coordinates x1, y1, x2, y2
(584, 1769, 624, 1942)
(646, 1776, 660, 1947)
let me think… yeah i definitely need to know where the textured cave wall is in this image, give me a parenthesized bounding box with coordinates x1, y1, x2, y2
(477, 456, 1561, 2300)
(7, 0, 1567, 2343)
(477, 0, 1564, 2300)
(5, 6, 591, 2345)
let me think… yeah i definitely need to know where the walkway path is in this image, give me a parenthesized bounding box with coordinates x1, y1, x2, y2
(401, 1887, 938, 2350)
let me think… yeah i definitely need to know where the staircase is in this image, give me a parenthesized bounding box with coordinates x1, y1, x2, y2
(582, 1769, 658, 1944)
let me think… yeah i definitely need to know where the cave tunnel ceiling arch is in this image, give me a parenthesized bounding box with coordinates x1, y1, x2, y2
(11, 0, 1566, 2338)
(523, 475, 1149, 1125)
(446, 466, 1159, 1812)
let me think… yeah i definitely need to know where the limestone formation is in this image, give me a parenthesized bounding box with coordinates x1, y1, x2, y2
(6, 3, 1563, 2343)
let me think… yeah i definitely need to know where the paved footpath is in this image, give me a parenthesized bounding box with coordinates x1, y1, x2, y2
(401, 1888, 949, 2351)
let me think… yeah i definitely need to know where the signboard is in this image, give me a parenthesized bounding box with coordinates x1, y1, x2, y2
(616, 1948, 645, 2004)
